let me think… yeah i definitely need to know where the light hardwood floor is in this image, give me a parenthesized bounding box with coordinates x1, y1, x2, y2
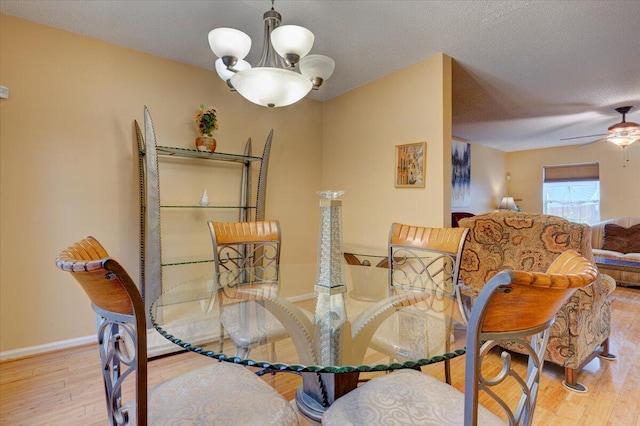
(1, 286, 639, 425)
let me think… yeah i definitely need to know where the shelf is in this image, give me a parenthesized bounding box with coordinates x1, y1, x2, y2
(156, 146, 262, 163)
(160, 205, 257, 209)
(161, 255, 214, 267)
(137, 106, 273, 329)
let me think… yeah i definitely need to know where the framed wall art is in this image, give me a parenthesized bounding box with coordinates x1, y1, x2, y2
(395, 142, 426, 188)
(451, 140, 471, 207)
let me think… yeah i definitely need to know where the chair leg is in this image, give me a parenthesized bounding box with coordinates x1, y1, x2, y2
(235, 346, 250, 358)
(563, 338, 616, 393)
(562, 367, 587, 393)
(444, 358, 451, 384)
(597, 337, 617, 361)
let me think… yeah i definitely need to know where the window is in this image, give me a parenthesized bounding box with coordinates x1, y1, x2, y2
(543, 163, 600, 225)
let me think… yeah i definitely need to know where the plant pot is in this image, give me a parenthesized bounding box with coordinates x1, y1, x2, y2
(196, 137, 217, 152)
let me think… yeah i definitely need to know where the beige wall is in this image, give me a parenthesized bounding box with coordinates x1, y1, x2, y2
(321, 54, 452, 250)
(0, 15, 322, 353)
(6, 13, 632, 357)
(506, 142, 640, 218)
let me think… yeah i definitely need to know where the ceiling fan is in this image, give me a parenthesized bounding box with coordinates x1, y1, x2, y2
(560, 106, 640, 148)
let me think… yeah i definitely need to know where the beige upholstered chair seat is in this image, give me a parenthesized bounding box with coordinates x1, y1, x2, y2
(148, 363, 298, 425)
(322, 369, 504, 426)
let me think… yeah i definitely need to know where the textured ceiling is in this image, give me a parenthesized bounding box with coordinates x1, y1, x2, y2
(2, 0, 639, 152)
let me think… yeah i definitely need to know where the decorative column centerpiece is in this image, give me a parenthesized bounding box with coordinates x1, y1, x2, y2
(314, 190, 348, 366)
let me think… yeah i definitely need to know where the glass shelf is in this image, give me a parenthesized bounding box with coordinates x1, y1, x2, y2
(161, 205, 256, 209)
(156, 146, 262, 163)
(161, 255, 214, 267)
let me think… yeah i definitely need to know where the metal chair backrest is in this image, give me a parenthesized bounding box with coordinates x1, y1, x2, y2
(56, 236, 147, 426)
(380, 223, 469, 383)
(465, 249, 598, 425)
(208, 220, 281, 286)
(387, 223, 469, 293)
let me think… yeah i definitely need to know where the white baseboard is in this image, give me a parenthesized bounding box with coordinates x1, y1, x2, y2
(1, 293, 317, 362)
(0, 335, 97, 361)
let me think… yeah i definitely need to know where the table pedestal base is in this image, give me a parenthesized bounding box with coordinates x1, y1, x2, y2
(295, 372, 360, 421)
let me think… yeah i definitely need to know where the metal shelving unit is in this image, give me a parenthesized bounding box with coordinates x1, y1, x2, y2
(135, 106, 272, 325)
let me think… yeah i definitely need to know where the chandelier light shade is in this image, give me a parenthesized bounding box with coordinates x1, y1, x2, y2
(215, 58, 251, 83)
(207, 1, 334, 108)
(270, 25, 314, 65)
(300, 55, 335, 90)
(230, 67, 312, 108)
(208, 28, 251, 61)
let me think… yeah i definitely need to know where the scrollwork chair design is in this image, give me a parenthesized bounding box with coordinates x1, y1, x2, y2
(458, 211, 616, 392)
(323, 250, 598, 426)
(370, 223, 469, 384)
(209, 220, 310, 360)
(55, 236, 298, 426)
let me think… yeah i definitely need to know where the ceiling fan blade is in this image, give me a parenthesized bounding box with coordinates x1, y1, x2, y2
(560, 133, 608, 141)
(578, 138, 607, 148)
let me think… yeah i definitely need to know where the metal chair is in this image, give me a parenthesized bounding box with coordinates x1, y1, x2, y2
(369, 223, 469, 384)
(322, 250, 598, 425)
(208, 220, 300, 360)
(56, 236, 298, 426)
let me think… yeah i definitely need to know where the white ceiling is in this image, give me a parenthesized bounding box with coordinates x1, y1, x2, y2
(2, 0, 639, 152)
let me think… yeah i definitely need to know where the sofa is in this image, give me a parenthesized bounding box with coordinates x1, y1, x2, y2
(590, 217, 640, 287)
(458, 211, 616, 392)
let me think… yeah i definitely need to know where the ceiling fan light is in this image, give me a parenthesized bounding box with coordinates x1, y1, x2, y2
(608, 120, 639, 133)
(608, 136, 635, 147)
(270, 25, 314, 63)
(208, 28, 252, 60)
(230, 67, 312, 108)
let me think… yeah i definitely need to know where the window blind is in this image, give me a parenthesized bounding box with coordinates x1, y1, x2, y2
(543, 162, 599, 182)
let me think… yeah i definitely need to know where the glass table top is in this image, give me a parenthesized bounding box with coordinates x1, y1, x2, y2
(150, 263, 466, 374)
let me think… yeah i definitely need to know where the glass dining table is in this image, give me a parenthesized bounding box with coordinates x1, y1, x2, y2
(150, 262, 466, 422)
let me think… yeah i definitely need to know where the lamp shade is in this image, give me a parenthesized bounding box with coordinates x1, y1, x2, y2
(215, 58, 251, 82)
(299, 54, 335, 81)
(270, 25, 314, 59)
(208, 28, 252, 59)
(498, 197, 518, 211)
(230, 67, 312, 108)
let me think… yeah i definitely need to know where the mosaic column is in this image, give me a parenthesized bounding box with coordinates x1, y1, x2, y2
(314, 190, 348, 366)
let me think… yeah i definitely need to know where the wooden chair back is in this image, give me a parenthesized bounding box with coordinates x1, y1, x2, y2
(56, 236, 147, 426)
(208, 220, 281, 283)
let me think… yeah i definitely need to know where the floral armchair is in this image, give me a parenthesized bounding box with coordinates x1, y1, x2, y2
(458, 211, 616, 392)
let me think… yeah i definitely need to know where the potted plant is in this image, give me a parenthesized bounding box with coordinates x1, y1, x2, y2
(193, 104, 219, 152)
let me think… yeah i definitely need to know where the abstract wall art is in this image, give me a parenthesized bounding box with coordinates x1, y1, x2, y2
(452, 140, 471, 207)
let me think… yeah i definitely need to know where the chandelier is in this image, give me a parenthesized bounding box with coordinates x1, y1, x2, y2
(606, 106, 639, 147)
(208, 1, 335, 108)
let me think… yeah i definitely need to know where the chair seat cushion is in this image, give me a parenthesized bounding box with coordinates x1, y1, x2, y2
(322, 369, 504, 426)
(148, 362, 298, 425)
